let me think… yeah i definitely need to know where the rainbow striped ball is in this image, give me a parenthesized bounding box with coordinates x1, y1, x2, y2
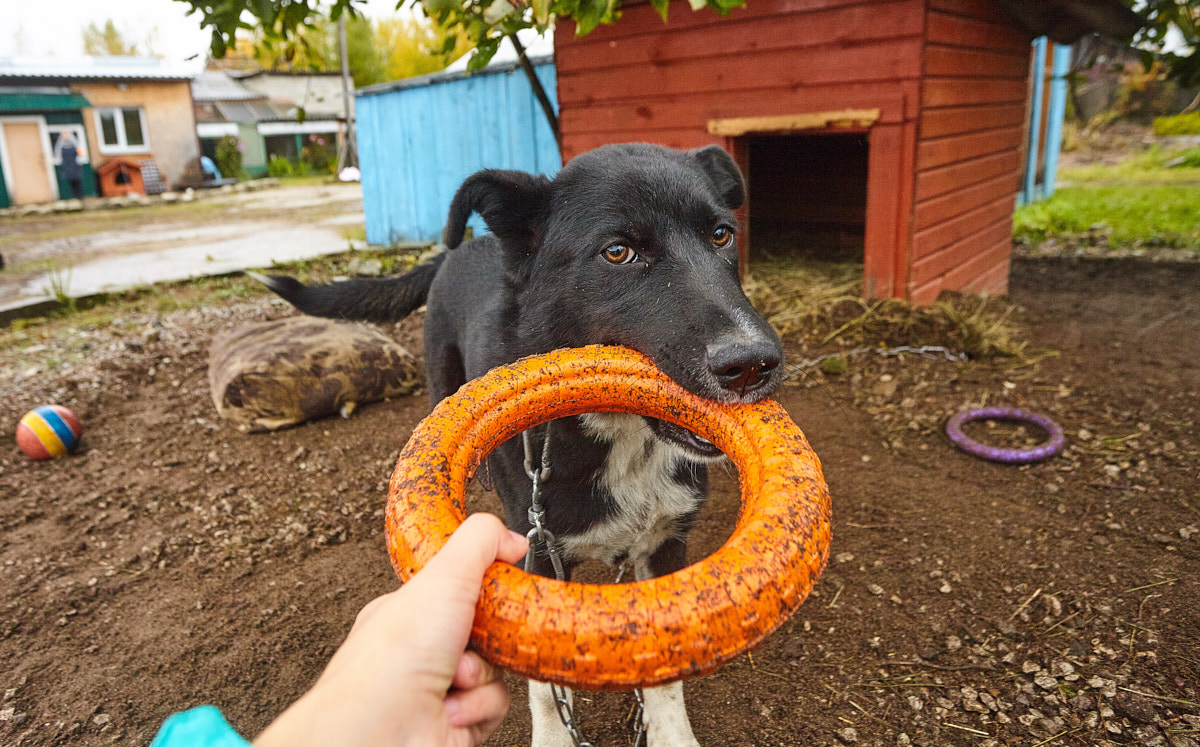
(16, 405, 82, 460)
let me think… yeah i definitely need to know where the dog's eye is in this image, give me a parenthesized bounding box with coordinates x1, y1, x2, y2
(712, 227, 734, 248)
(602, 244, 638, 265)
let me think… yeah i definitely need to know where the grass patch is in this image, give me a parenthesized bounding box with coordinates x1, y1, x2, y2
(1014, 184, 1200, 249)
(277, 175, 339, 188)
(1153, 112, 1200, 136)
(1056, 147, 1200, 185)
(1014, 147, 1200, 250)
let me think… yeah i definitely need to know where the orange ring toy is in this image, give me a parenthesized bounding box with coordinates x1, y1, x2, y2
(385, 345, 831, 691)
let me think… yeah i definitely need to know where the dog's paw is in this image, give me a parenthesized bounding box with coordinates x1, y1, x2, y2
(646, 729, 702, 747)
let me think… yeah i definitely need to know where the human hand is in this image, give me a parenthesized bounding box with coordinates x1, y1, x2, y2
(255, 513, 529, 747)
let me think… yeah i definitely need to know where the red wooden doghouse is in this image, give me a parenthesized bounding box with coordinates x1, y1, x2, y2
(554, 0, 1141, 303)
(97, 157, 146, 197)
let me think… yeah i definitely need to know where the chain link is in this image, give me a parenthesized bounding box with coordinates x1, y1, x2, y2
(521, 425, 647, 747)
(782, 344, 966, 381)
(522, 426, 590, 746)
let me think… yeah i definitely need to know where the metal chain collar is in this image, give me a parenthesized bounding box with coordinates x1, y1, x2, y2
(520, 425, 645, 747)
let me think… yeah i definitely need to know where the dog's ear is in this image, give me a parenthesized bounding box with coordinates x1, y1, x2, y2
(688, 145, 746, 210)
(443, 169, 552, 249)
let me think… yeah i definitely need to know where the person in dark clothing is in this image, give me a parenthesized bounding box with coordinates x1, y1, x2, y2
(56, 132, 84, 199)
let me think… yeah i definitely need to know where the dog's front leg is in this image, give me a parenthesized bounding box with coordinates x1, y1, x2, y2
(529, 680, 577, 747)
(642, 681, 700, 746)
(635, 542, 702, 747)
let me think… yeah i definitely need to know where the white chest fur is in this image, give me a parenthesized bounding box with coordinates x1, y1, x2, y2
(559, 413, 704, 569)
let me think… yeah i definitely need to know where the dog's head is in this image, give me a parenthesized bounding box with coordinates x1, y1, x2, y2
(446, 144, 784, 455)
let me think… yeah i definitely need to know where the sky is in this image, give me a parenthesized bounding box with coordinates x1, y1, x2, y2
(1, 0, 411, 66)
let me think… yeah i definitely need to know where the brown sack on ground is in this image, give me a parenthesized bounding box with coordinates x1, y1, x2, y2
(208, 316, 421, 432)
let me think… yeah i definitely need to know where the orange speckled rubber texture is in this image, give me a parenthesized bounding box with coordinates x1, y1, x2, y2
(385, 345, 831, 691)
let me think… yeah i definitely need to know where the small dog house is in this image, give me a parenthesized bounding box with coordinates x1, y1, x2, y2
(97, 156, 145, 197)
(554, 0, 1141, 303)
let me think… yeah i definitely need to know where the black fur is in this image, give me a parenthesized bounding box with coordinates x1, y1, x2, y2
(255, 143, 784, 580)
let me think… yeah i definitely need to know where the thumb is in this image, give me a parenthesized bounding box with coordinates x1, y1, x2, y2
(419, 513, 529, 593)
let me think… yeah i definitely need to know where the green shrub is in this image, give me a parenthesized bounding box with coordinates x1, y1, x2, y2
(1170, 148, 1200, 168)
(267, 157, 294, 177)
(1153, 113, 1200, 136)
(302, 134, 336, 174)
(215, 136, 244, 181)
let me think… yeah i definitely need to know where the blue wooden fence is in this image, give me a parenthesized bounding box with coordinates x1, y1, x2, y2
(1020, 37, 1072, 205)
(356, 58, 560, 245)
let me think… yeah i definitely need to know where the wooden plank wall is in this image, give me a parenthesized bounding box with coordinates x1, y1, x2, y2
(555, 0, 927, 297)
(555, 0, 928, 153)
(908, 0, 1033, 304)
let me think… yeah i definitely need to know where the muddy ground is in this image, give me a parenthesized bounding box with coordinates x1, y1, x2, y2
(0, 256, 1197, 747)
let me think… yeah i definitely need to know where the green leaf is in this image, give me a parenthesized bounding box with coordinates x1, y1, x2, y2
(650, 0, 670, 22)
(532, 0, 551, 27)
(467, 37, 501, 71)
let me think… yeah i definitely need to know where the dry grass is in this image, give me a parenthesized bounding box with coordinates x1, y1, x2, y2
(744, 258, 1030, 360)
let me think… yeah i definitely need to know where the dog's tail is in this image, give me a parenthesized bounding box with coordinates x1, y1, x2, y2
(249, 253, 446, 323)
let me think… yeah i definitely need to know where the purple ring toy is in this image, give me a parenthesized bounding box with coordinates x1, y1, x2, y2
(945, 407, 1065, 464)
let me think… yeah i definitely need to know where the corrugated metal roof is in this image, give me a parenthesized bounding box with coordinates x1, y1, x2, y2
(0, 56, 196, 81)
(213, 99, 291, 123)
(994, 0, 1145, 43)
(191, 71, 265, 102)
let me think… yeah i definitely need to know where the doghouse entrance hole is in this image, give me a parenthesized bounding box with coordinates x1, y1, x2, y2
(747, 133, 869, 263)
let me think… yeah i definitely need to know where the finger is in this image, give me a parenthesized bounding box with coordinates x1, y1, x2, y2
(451, 651, 500, 690)
(444, 679, 512, 729)
(421, 513, 528, 587)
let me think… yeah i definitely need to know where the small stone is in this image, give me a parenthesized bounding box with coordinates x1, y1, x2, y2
(1113, 691, 1157, 724)
(837, 726, 858, 743)
(867, 583, 884, 596)
(835, 552, 855, 563)
(1022, 660, 1042, 673)
(939, 581, 952, 593)
(93, 714, 110, 726)
(946, 635, 962, 651)
(346, 257, 384, 276)
(1132, 724, 1165, 746)
(1034, 673, 1058, 690)
(1070, 693, 1095, 712)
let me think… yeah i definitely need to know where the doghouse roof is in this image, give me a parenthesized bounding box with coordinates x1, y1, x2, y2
(993, 0, 1145, 44)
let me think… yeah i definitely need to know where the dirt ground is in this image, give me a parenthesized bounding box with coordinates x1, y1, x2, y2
(1, 256, 1198, 747)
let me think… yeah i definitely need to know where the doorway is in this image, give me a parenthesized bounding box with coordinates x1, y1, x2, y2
(1, 120, 58, 205)
(745, 133, 869, 263)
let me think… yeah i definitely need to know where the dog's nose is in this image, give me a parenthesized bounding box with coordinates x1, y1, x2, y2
(706, 339, 781, 396)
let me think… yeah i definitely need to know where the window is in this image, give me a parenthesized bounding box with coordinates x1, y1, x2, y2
(93, 107, 149, 154)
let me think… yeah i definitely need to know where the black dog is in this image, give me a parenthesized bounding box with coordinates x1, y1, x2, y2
(255, 143, 783, 746)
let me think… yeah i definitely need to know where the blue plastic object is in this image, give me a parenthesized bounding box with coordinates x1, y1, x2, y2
(149, 706, 251, 747)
